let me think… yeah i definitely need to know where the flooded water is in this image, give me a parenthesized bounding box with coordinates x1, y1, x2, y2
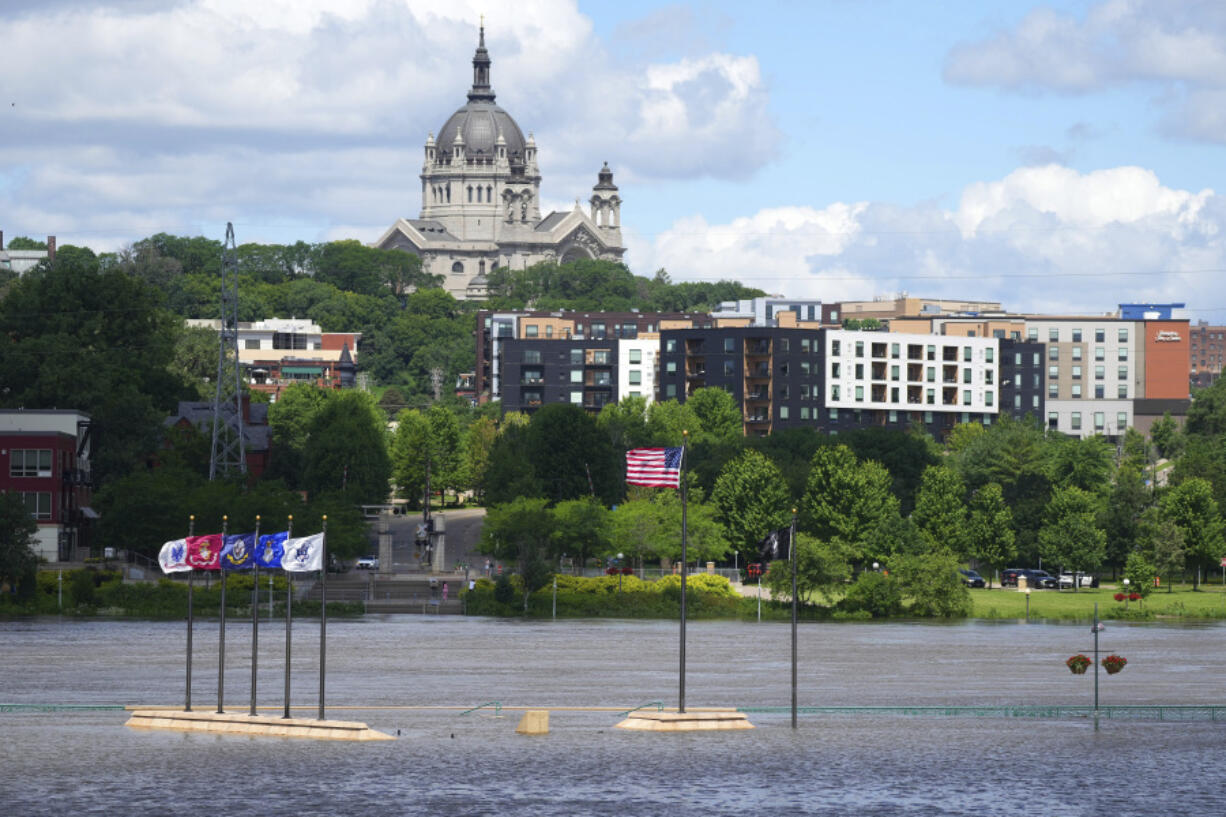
(3, 615, 1226, 816)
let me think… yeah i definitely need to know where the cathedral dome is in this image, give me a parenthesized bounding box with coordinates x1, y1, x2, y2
(435, 25, 527, 161)
(437, 101, 526, 160)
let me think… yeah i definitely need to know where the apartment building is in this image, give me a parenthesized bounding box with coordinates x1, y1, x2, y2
(498, 338, 618, 414)
(1190, 322, 1226, 388)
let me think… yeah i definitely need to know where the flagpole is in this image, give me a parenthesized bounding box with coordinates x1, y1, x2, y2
(217, 515, 228, 714)
(250, 515, 261, 717)
(283, 515, 293, 719)
(790, 508, 798, 730)
(185, 515, 195, 712)
(319, 515, 328, 721)
(679, 430, 688, 715)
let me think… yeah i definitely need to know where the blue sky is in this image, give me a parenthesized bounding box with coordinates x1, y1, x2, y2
(2, 1, 1225, 319)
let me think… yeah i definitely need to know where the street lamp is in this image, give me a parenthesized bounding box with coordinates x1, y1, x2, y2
(872, 562, 880, 572)
(1123, 578, 1131, 610)
(618, 552, 624, 592)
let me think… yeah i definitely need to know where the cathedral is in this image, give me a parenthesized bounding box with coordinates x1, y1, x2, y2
(374, 26, 626, 300)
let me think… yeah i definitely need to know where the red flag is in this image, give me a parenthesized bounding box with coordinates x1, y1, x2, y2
(185, 534, 223, 570)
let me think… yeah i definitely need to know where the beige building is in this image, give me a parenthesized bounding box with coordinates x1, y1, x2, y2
(374, 26, 625, 301)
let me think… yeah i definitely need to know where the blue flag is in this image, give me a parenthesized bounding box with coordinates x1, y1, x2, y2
(220, 532, 257, 570)
(254, 531, 288, 569)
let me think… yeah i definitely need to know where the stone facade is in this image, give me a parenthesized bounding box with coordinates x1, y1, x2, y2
(374, 26, 625, 300)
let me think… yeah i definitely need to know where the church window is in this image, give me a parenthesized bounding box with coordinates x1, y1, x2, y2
(487, 186, 493, 202)
(451, 261, 464, 275)
(468, 186, 473, 203)
(446, 184, 451, 202)
(479, 260, 486, 275)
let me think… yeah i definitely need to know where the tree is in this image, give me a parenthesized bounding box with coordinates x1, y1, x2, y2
(596, 395, 651, 451)
(1123, 551, 1157, 599)
(1186, 378, 1226, 437)
(762, 534, 851, 604)
(265, 383, 332, 488)
(0, 493, 39, 599)
(551, 498, 611, 570)
(1159, 477, 1226, 588)
(966, 483, 1015, 586)
(301, 390, 391, 506)
(644, 399, 701, 446)
(1150, 412, 1184, 459)
(525, 404, 619, 505)
(687, 387, 742, 442)
(649, 488, 728, 565)
(390, 409, 431, 507)
(463, 417, 498, 503)
(844, 427, 939, 515)
(1038, 486, 1106, 578)
(1138, 506, 1184, 593)
(710, 450, 792, 555)
(800, 445, 899, 564)
(608, 499, 664, 568)
(1120, 427, 1154, 474)
(893, 548, 972, 617)
(5, 236, 47, 250)
(171, 325, 220, 400)
(1102, 466, 1149, 574)
(1045, 435, 1114, 495)
(910, 465, 969, 556)
(480, 497, 555, 610)
(483, 422, 540, 505)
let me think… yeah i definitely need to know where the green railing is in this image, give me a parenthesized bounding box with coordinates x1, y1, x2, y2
(0, 704, 127, 713)
(735, 705, 1226, 721)
(617, 701, 664, 718)
(458, 701, 502, 716)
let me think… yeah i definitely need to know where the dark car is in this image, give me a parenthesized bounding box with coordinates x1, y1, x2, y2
(1001, 568, 1058, 589)
(959, 569, 986, 588)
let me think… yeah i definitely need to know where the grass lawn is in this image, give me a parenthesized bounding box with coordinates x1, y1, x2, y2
(971, 582, 1226, 621)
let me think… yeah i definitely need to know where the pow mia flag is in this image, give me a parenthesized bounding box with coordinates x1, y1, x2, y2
(757, 527, 793, 563)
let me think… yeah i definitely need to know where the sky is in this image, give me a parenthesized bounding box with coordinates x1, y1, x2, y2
(3, 0, 1226, 320)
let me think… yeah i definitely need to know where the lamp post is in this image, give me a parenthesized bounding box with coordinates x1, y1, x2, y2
(617, 553, 624, 592)
(1123, 578, 1131, 610)
(873, 561, 880, 572)
(1025, 586, 1031, 622)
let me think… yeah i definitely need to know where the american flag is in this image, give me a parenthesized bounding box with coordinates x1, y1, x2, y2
(626, 447, 683, 488)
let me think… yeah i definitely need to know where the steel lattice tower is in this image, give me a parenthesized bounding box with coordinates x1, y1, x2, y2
(209, 222, 246, 480)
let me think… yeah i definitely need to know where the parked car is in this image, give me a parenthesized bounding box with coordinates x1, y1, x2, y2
(355, 555, 379, 570)
(1058, 571, 1099, 588)
(959, 569, 986, 588)
(1001, 568, 1058, 589)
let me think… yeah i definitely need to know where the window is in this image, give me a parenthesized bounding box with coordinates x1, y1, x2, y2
(963, 390, 972, 405)
(570, 348, 583, 365)
(570, 391, 583, 405)
(1048, 411, 1059, 428)
(724, 337, 735, 353)
(522, 350, 541, 364)
(1118, 347, 1128, 361)
(831, 340, 841, 356)
(926, 367, 935, 382)
(545, 326, 553, 338)
(1095, 347, 1105, 361)
(244, 339, 260, 350)
(629, 349, 642, 364)
(891, 365, 900, 381)
(1032, 395, 1040, 409)
(1118, 384, 1128, 398)
(779, 406, 789, 420)
(1094, 412, 1105, 431)
(985, 370, 994, 385)
(985, 348, 994, 363)
(801, 407, 810, 420)
(926, 388, 935, 405)
(629, 371, 642, 385)
(801, 338, 810, 353)
(801, 361, 811, 375)
(1014, 394, 1021, 409)
(855, 386, 864, 402)
(1094, 385, 1104, 398)
(1049, 384, 1058, 398)
(963, 347, 973, 362)
(831, 362, 841, 378)
(927, 345, 936, 361)
(665, 384, 677, 398)
(21, 492, 51, 520)
(1015, 353, 1022, 365)
(779, 385, 790, 399)
(724, 360, 735, 376)
(1095, 365, 1105, 380)
(665, 361, 677, 374)
(1049, 328, 1059, 342)
(1072, 365, 1082, 379)
(570, 369, 583, 383)
(889, 410, 898, 423)
(1119, 328, 1129, 342)
(779, 338, 789, 353)
(1028, 328, 1038, 341)
(855, 341, 864, 357)
(1072, 346, 1083, 360)
(1071, 412, 1082, 430)
(1072, 329, 1083, 342)
(831, 385, 841, 401)
(855, 363, 864, 379)
(891, 343, 900, 359)
(525, 325, 538, 338)
(829, 408, 839, 420)
(1049, 365, 1059, 379)
(985, 391, 994, 407)
(1049, 346, 1059, 360)
(665, 339, 677, 353)
(1117, 412, 1128, 429)
(1071, 384, 1082, 398)
(10, 449, 52, 478)
(1033, 353, 1041, 366)
(1095, 329, 1105, 342)
(963, 368, 972, 383)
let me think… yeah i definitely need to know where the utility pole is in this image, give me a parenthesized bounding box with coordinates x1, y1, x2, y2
(208, 223, 246, 481)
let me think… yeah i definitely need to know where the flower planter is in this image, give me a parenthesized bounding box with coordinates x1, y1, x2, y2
(1102, 655, 1127, 675)
(1066, 654, 1091, 675)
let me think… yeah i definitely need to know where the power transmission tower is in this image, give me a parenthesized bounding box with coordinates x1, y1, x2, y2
(209, 222, 246, 480)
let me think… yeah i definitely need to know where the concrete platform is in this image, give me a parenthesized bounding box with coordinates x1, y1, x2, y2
(124, 709, 394, 741)
(615, 710, 754, 732)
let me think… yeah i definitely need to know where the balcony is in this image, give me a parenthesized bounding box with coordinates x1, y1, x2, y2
(745, 341, 771, 356)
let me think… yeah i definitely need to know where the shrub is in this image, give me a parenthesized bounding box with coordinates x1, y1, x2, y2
(493, 573, 515, 606)
(839, 571, 902, 618)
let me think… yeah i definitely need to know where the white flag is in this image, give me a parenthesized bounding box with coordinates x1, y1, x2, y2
(158, 539, 192, 574)
(281, 533, 325, 573)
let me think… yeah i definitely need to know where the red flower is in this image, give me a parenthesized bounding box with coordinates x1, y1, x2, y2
(1113, 592, 1126, 602)
(1129, 593, 1141, 601)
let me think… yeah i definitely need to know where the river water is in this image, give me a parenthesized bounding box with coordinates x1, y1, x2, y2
(3, 615, 1225, 816)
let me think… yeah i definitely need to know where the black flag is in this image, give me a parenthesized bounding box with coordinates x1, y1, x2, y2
(757, 526, 792, 563)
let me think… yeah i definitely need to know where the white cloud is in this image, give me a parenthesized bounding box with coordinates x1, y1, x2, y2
(642, 165, 1226, 317)
(944, 0, 1226, 143)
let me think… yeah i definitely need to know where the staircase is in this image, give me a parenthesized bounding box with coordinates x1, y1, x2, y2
(301, 572, 465, 614)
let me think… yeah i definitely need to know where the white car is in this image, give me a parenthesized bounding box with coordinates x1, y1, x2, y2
(355, 555, 379, 570)
(1058, 572, 1098, 588)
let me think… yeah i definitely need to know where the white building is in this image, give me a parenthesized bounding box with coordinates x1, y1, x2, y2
(618, 336, 659, 405)
(374, 26, 625, 300)
(825, 330, 1001, 416)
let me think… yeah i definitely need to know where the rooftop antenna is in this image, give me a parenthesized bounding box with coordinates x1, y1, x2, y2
(209, 222, 246, 480)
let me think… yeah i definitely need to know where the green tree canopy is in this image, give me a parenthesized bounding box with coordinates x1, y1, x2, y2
(1038, 486, 1107, 575)
(526, 403, 620, 505)
(1159, 477, 1226, 588)
(480, 496, 555, 609)
(301, 391, 391, 506)
(910, 465, 969, 556)
(711, 449, 792, 553)
(763, 534, 852, 604)
(801, 445, 899, 564)
(686, 387, 743, 442)
(0, 492, 40, 598)
(966, 482, 1015, 583)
